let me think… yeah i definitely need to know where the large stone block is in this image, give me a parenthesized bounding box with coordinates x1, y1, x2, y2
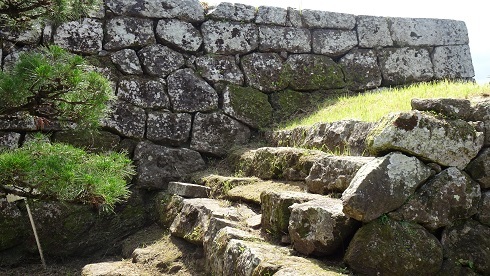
(146, 111, 192, 146)
(241, 52, 288, 92)
(466, 148, 490, 189)
(356, 16, 393, 48)
(411, 98, 472, 120)
(389, 168, 481, 230)
(138, 44, 184, 77)
(1, 24, 42, 45)
(223, 85, 273, 129)
(255, 6, 288, 26)
(190, 112, 250, 156)
(312, 29, 357, 57)
(366, 111, 484, 169)
(301, 10, 355, 30)
(432, 45, 474, 79)
(202, 21, 258, 54)
(104, 17, 155, 50)
(478, 191, 490, 227)
(110, 49, 143, 75)
(167, 68, 218, 112)
(54, 18, 103, 54)
(156, 19, 203, 52)
(342, 152, 432, 222)
(103, 101, 146, 138)
(168, 182, 210, 198)
(105, 0, 205, 22)
(133, 141, 205, 189)
(340, 49, 381, 91)
(258, 26, 311, 53)
(378, 47, 434, 85)
(117, 78, 169, 109)
(206, 2, 256, 22)
(195, 55, 244, 85)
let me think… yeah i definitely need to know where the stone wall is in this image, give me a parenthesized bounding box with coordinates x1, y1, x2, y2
(0, 0, 475, 190)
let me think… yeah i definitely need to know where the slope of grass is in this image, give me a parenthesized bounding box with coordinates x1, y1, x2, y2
(278, 81, 490, 130)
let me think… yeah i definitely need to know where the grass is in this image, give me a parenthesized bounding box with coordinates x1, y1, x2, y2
(278, 80, 490, 130)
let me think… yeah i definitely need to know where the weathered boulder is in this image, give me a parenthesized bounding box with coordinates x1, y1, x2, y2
(301, 10, 355, 30)
(312, 30, 357, 57)
(389, 18, 469, 46)
(103, 101, 146, 139)
(1, 24, 42, 45)
(378, 47, 434, 85)
(345, 217, 443, 275)
(104, 17, 155, 50)
(478, 191, 490, 226)
(411, 98, 472, 120)
(356, 16, 393, 48)
(105, 0, 205, 22)
(241, 52, 288, 92)
(306, 156, 375, 194)
(256, 6, 288, 26)
(285, 54, 345, 91)
(0, 112, 36, 131)
(470, 98, 490, 146)
(261, 191, 324, 237)
(0, 132, 20, 149)
(206, 2, 256, 22)
(190, 112, 250, 156)
(195, 55, 244, 85)
(0, 198, 26, 253)
(389, 167, 481, 230)
(287, 7, 304, 28)
(167, 68, 218, 112)
(235, 147, 328, 181)
(154, 193, 184, 228)
(288, 198, 360, 256)
(366, 111, 484, 169)
(432, 45, 474, 79)
(201, 21, 258, 54)
(146, 111, 192, 146)
(138, 44, 184, 77)
(339, 49, 382, 91)
(81, 261, 141, 276)
(156, 19, 203, 52)
(117, 78, 169, 109)
(342, 152, 432, 222)
(441, 219, 490, 274)
(168, 182, 210, 198)
(258, 26, 311, 53)
(222, 85, 273, 129)
(52, 130, 120, 153)
(133, 141, 205, 189)
(110, 49, 143, 75)
(54, 18, 103, 54)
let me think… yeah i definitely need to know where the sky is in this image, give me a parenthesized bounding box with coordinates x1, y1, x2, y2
(208, 0, 490, 84)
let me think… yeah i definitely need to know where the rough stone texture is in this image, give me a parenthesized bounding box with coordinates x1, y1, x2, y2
(378, 47, 434, 85)
(105, 0, 205, 22)
(190, 112, 250, 156)
(154, 193, 184, 228)
(302, 10, 356, 30)
(52, 130, 120, 153)
(104, 17, 155, 50)
(471, 98, 490, 146)
(146, 111, 192, 146)
(366, 111, 484, 169)
(389, 167, 481, 230)
(138, 44, 184, 77)
(133, 141, 205, 189)
(342, 152, 432, 222)
(207, 2, 256, 22)
(259, 26, 311, 53)
(286, 54, 345, 91)
(167, 68, 218, 112)
(241, 52, 288, 92)
(201, 21, 258, 54)
(117, 78, 169, 109)
(81, 261, 141, 276)
(261, 191, 325, 237)
(356, 16, 393, 48)
(288, 198, 360, 256)
(256, 6, 287, 26)
(0, 132, 21, 150)
(103, 101, 146, 139)
(287, 8, 304, 28)
(467, 148, 490, 189)
(345, 218, 443, 275)
(339, 49, 382, 91)
(0, 113, 36, 131)
(0, 198, 25, 252)
(270, 90, 330, 123)
(168, 182, 210, 198)
(236, 147, 329, 181)
(195, 55, 244, 85)
(478, 191, 490, 226)
(110, 49, 143, 75)
(441, 219, 490, 275)
(1, 24, 42, 45)
(389, 18, 469, 46)
(54, 18, 103, 54)
(432, 45, 475, 79)
(156, 19, 203, 52)
(223, 85, 273, 129)
(411, 98, 472, 120)
(306, 156, 375, 194)
(312, 30, 357, 57)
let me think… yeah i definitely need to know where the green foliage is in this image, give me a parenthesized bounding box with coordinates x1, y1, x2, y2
(0, 0, 102, 30)
(0, 136, 134, 212)
(0, 45, 113, 130)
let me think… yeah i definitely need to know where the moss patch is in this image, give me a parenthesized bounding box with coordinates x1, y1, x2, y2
(226, 85, 273, 129)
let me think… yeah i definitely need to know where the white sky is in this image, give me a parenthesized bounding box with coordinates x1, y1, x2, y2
(208, 0, 490, 84)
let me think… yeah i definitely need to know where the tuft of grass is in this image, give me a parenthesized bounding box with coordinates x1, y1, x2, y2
(278, 80, 490, 130)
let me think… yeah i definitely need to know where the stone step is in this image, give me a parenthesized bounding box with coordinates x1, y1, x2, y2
(168, 181, 211, 198)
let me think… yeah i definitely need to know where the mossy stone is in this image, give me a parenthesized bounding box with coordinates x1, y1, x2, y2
(224, 85, 273, 129)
